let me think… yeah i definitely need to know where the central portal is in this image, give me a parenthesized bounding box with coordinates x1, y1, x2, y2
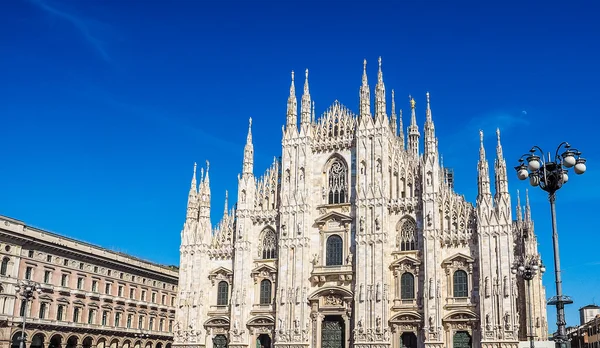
(321, 315, 345, 348)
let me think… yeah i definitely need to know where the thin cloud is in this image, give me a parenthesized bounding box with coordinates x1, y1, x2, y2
(28, 0, 110, 61)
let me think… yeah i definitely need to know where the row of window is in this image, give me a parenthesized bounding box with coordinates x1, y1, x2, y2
(11, 260, 175, 306)
(398, 271, 469, 300)
(216, 280, 273, 306)
(213, 271, 469, 307)
(22, 300, 173, 332)
(22, 250, 176, 291)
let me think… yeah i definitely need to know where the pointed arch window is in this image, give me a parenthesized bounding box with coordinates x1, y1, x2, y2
(326, 235, 343, 266)
(216, 281, 229, 306)
(0, 257, 8, 276)
(397, 218, 417, 251)
(260, 229, 277, 259)
(327, 158, 347, 204)
(259, 279, 272, 305)
(453, 270, 468, 298)
(400, 273, 415, 300)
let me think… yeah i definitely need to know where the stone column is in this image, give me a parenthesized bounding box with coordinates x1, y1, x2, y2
(310, 312, 323, 348)
(341, 313, 350, 348)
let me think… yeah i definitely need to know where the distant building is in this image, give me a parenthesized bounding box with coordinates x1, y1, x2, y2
(581, 305, 600, 325)
(568, 312, 600, 348)
(0, 215, 178, 348)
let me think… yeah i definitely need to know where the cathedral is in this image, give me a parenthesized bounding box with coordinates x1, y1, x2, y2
(173, 58, 549, 348)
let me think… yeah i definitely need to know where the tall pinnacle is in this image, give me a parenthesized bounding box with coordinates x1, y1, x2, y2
(186, 162, 199, 221)
(286, 71, 297, 129)
(390, 89, 397, 135)
(375, 57, 386, 121)
(525, 189, 531, 222)
(359, 59, 371, 118)
(494, 128, 509, 195)
(224, 190, 228, 215)
(190, 162, 197, 191)
(407, 95, 420, 156)
(516, 189, 523, 222)
(423, 92, 437, 155)
(399, 109, 405, 150)
(301, 69, 311, 125)
(477, 130, 492, 201)
(243, 117, 254, 176)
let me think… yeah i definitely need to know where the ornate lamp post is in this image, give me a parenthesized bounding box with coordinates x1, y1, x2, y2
(515, 142, 587, 348)
(512, 256, 546, 348)
(15, 280, 42, 348)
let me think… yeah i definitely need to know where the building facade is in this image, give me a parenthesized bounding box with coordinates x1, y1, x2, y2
(0, 215, 178, 348)
(568, 306, 600, 348)
(174, 58, 549, 348)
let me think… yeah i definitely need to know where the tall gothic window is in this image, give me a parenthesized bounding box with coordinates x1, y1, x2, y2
(400, 273, 415, 300)
(327, 158, 347, 204)
(397, 218, 417, 251)
(259, 279, 272, 305)
(326, 235, 343, 266)
(217, 281, 229, 306)
(0, 257, 8, 276)
(260, 229, 277, 259)
(453, 270, 468, 298)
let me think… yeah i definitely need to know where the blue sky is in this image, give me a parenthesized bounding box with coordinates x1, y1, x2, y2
(1, 0, 599, 332)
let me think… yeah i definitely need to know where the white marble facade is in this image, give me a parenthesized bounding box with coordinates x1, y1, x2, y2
(174, 59, 548, 348)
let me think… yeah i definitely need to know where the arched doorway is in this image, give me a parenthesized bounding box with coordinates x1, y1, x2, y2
(31, 334, 45, 348)
(12, 332, 27, 348)
(65, 336, 78, 348)
(321, 315, 344, 348)
(400, 332, 417, 348)
(453, 331, 472, 348)
(82, 337, 93, 348)
(48, 335, 62, 348)
(213, 334, 227, 348)
(256, 334, 271, 348)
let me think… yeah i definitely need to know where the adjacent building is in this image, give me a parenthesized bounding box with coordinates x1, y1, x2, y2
(0, 215, 178, 348)
(174, 58, 549, 348)
(568, 305, 600, 348)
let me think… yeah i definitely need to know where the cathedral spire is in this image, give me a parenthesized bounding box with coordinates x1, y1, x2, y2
(242, 117, 254, 176)
(374, 56, 386, 122)
(390, 89, 397, 135)
(198, 160, 211, 219)
(359, 59, 371, 118)
(407, 95, 420, 156)
(311, 101, 315, 123)
(494, 128, 509, 196)
(516, 189, 523, 222)
(525, 189, 531, 222)
(423, 92, 437, 156)
(477, 130, 492, 202)
(286, 71, 298, 130)
(300, 69, 311, 125)
(186, 162, 199, 221)
(398, 109, 405, 150)
(223, 190, 228, 215)
(190, 162, 197, 192)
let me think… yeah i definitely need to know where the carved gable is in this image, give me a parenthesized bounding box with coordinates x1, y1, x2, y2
(314, 211, 352, 231)
(208, 266, 233, 285)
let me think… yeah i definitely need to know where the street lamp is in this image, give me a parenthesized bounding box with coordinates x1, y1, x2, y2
(515, 142, 587, 348)
(14, 280, 42, 348)
(512, 256, 546, 348)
